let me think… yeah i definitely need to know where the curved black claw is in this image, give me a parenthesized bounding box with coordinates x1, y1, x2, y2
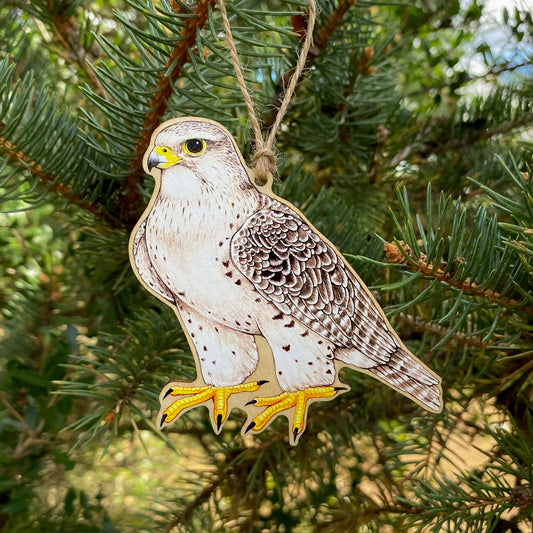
(245, 399, 258, 406)
(216, 414, 223, 432)
(163, 387, 174, 399)
(160, 413, 167, 428)
(293, 428, 300, 442)
(244, 421, 256, 434)
(256, 380, 269, 386)
(334, 387, 348, 392)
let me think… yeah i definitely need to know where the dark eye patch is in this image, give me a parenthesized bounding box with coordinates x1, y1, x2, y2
(185, 139, 205, 154)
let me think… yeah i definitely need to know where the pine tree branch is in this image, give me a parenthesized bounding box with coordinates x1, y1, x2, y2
(167, 471, 226, 532)
(119, 0, 216, 227)
(0, 128, 116, 226)
(261, 0, 358, 131)
(0, 391, 53, 460)
(391, 112, 533, 166)
(315, 0, 358, 50)
(407, 61, 532, 98)
(167, 426, 299, 530)
(48, 12, 105, 97)
(357, 497, 513, 521)
(476, 113, 533, 143)
(337, 45, 379, 147)
(397, 313, 489, 348)
(371, 431, 407, 498)
(385, 240, 533, 315)
(498, 357, 533, 391)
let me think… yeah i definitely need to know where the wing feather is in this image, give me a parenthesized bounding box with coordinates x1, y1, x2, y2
(231, 201, 398, 365)
(132, 221, 174, 303)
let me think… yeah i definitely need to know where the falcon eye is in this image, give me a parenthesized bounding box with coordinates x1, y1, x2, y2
(183, 138, 206, 156)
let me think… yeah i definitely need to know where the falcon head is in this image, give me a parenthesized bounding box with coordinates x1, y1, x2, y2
(145, 119, 251, 191)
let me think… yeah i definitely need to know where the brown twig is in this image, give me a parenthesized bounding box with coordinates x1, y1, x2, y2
(167, 472, 226, 532)
(397, 313, 489, 348)
(0, 391, 52, 460)
(390, 112, 533, 167)
(0, 134, 115, 226)
(46, 11, 105, 97)
(261, 0, 358, 131)
(119, 0, 216, 227)
(407, 61, 533, 99)
(385, 241, 533, 314)
(316, 0, 358, 49)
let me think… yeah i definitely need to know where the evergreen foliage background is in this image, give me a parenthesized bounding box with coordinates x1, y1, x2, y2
(0, 0, 532, 531)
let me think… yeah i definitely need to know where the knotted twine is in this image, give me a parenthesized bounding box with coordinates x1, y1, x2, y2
(218, 0, 317, 186)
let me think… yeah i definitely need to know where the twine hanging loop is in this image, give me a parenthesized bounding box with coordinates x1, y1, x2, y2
(218, 0, 316, 186)
(251, 148, 277, 184)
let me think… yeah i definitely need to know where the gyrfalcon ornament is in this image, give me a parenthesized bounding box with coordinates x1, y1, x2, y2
(129, 117, 443, 445)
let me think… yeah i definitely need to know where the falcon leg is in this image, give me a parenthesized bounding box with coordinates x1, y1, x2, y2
(245, 386, 345, 444)
(160, 381, 267, 432)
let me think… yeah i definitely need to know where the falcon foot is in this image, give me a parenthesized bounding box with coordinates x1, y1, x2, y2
(245, 386, 345, 444)
(160, 381, 268, 432)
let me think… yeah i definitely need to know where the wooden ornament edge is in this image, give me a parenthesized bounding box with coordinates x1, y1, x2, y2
(127, 116, 443, 445)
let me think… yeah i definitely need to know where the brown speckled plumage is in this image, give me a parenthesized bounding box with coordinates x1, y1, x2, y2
(231, 197, 441, 410)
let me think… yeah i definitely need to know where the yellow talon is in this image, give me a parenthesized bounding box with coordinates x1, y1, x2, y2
(245, 386, 344, 444)
(165, 385, 210, 396)
(162, 387, 214, 424)
(160, 380, 268, 432)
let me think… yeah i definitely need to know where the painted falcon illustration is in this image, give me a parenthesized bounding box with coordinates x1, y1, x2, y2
(130, 117, 442, 444)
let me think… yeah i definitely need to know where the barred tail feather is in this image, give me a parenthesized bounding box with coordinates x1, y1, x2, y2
(366, 348, 442, 412)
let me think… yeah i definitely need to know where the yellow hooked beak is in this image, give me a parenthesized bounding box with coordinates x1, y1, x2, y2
(147, 146, 182, 170)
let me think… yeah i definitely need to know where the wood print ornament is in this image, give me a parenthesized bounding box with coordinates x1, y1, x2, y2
(129, 117, 443, 445)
